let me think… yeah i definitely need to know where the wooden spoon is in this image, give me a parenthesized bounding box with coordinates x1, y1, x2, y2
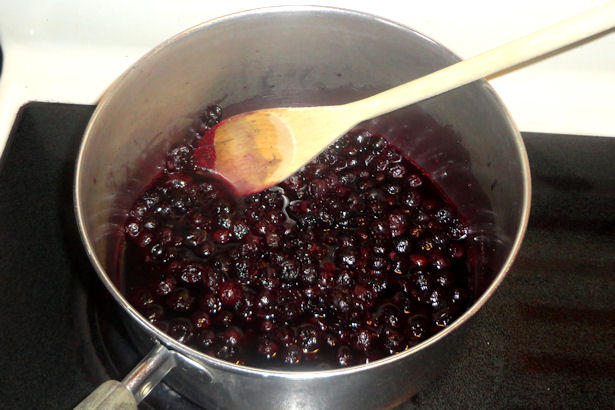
(195, 1, 615, 195)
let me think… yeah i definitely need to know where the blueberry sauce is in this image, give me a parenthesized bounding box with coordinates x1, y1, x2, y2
(122, 105, 472, 370)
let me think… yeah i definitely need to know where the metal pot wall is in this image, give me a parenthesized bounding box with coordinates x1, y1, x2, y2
(74, 6, 530, 409)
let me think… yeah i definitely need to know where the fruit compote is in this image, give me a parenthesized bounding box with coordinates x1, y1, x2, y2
(122, 105, 472, 370)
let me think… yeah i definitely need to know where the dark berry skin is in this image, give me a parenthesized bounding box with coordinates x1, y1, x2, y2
(180, 264, 204, 285)
(281, 345, 303, 365)
(297, 325, 322, 353)
(219, 280, 243, 306)
(166, 288, 195, 312)
(192, 311, 212, 330)
(351, 328, 378, 352)
(168, 318, 193, 344)
(152, 275, 177, 296)
(336, 345, 354, 367)
(131, 288, 155, 309)
(123, 106, 473, 370)
(257, 337, 280, 360)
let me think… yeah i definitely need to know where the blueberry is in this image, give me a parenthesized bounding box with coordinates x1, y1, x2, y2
(219, 280, 243, 306)
(168, 318, 193, 344)
(281, 345, 303, 365)
(166, 288, 194, 312)
(257, 337, 279, 360)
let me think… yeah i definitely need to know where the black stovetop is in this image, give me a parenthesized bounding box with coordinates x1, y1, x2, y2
(1, 103, 614, 409)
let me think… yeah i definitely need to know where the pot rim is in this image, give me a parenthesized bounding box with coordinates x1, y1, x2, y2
(74, 4, 531, 379)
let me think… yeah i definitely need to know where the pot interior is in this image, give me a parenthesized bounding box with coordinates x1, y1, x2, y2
(75, 5, 529, 370)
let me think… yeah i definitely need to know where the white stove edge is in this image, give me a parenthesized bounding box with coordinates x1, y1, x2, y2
(0, 0, 613, 158)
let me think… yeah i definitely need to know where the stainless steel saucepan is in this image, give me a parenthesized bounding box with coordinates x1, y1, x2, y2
(74, 6, 530, 409)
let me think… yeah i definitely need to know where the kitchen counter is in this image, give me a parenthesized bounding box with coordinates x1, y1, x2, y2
(0, 103, 613, 408)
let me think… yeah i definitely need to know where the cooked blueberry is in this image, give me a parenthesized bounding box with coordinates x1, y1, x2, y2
(152, 275, 177, 296)
(351, 328, 378, 352)
(166, 144, 192, 172)
(382, 327, 406, 353)
(202, 105, 222, 126)
(281, 344, 303, 365)
(131, 288, 155, 309)
(191, 311, 212, 330)
(180, 263, 204, 284)
(257, 337, 279, 360)
(168, 318, 193, 344)
(166, 288, 194, 312)
(141, 303, 164, 324)
(297, 325, 322, 353)
(336, 345, 354, 367)
(219, 280, 243, 306)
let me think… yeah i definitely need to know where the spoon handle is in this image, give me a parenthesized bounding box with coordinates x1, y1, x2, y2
(346, 1, 615, 119)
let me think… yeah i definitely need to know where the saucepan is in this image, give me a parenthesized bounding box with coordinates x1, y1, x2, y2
(74, 5, 530, 409)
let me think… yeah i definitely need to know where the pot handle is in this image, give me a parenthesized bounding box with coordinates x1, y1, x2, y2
(74, 343, 176, 409)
